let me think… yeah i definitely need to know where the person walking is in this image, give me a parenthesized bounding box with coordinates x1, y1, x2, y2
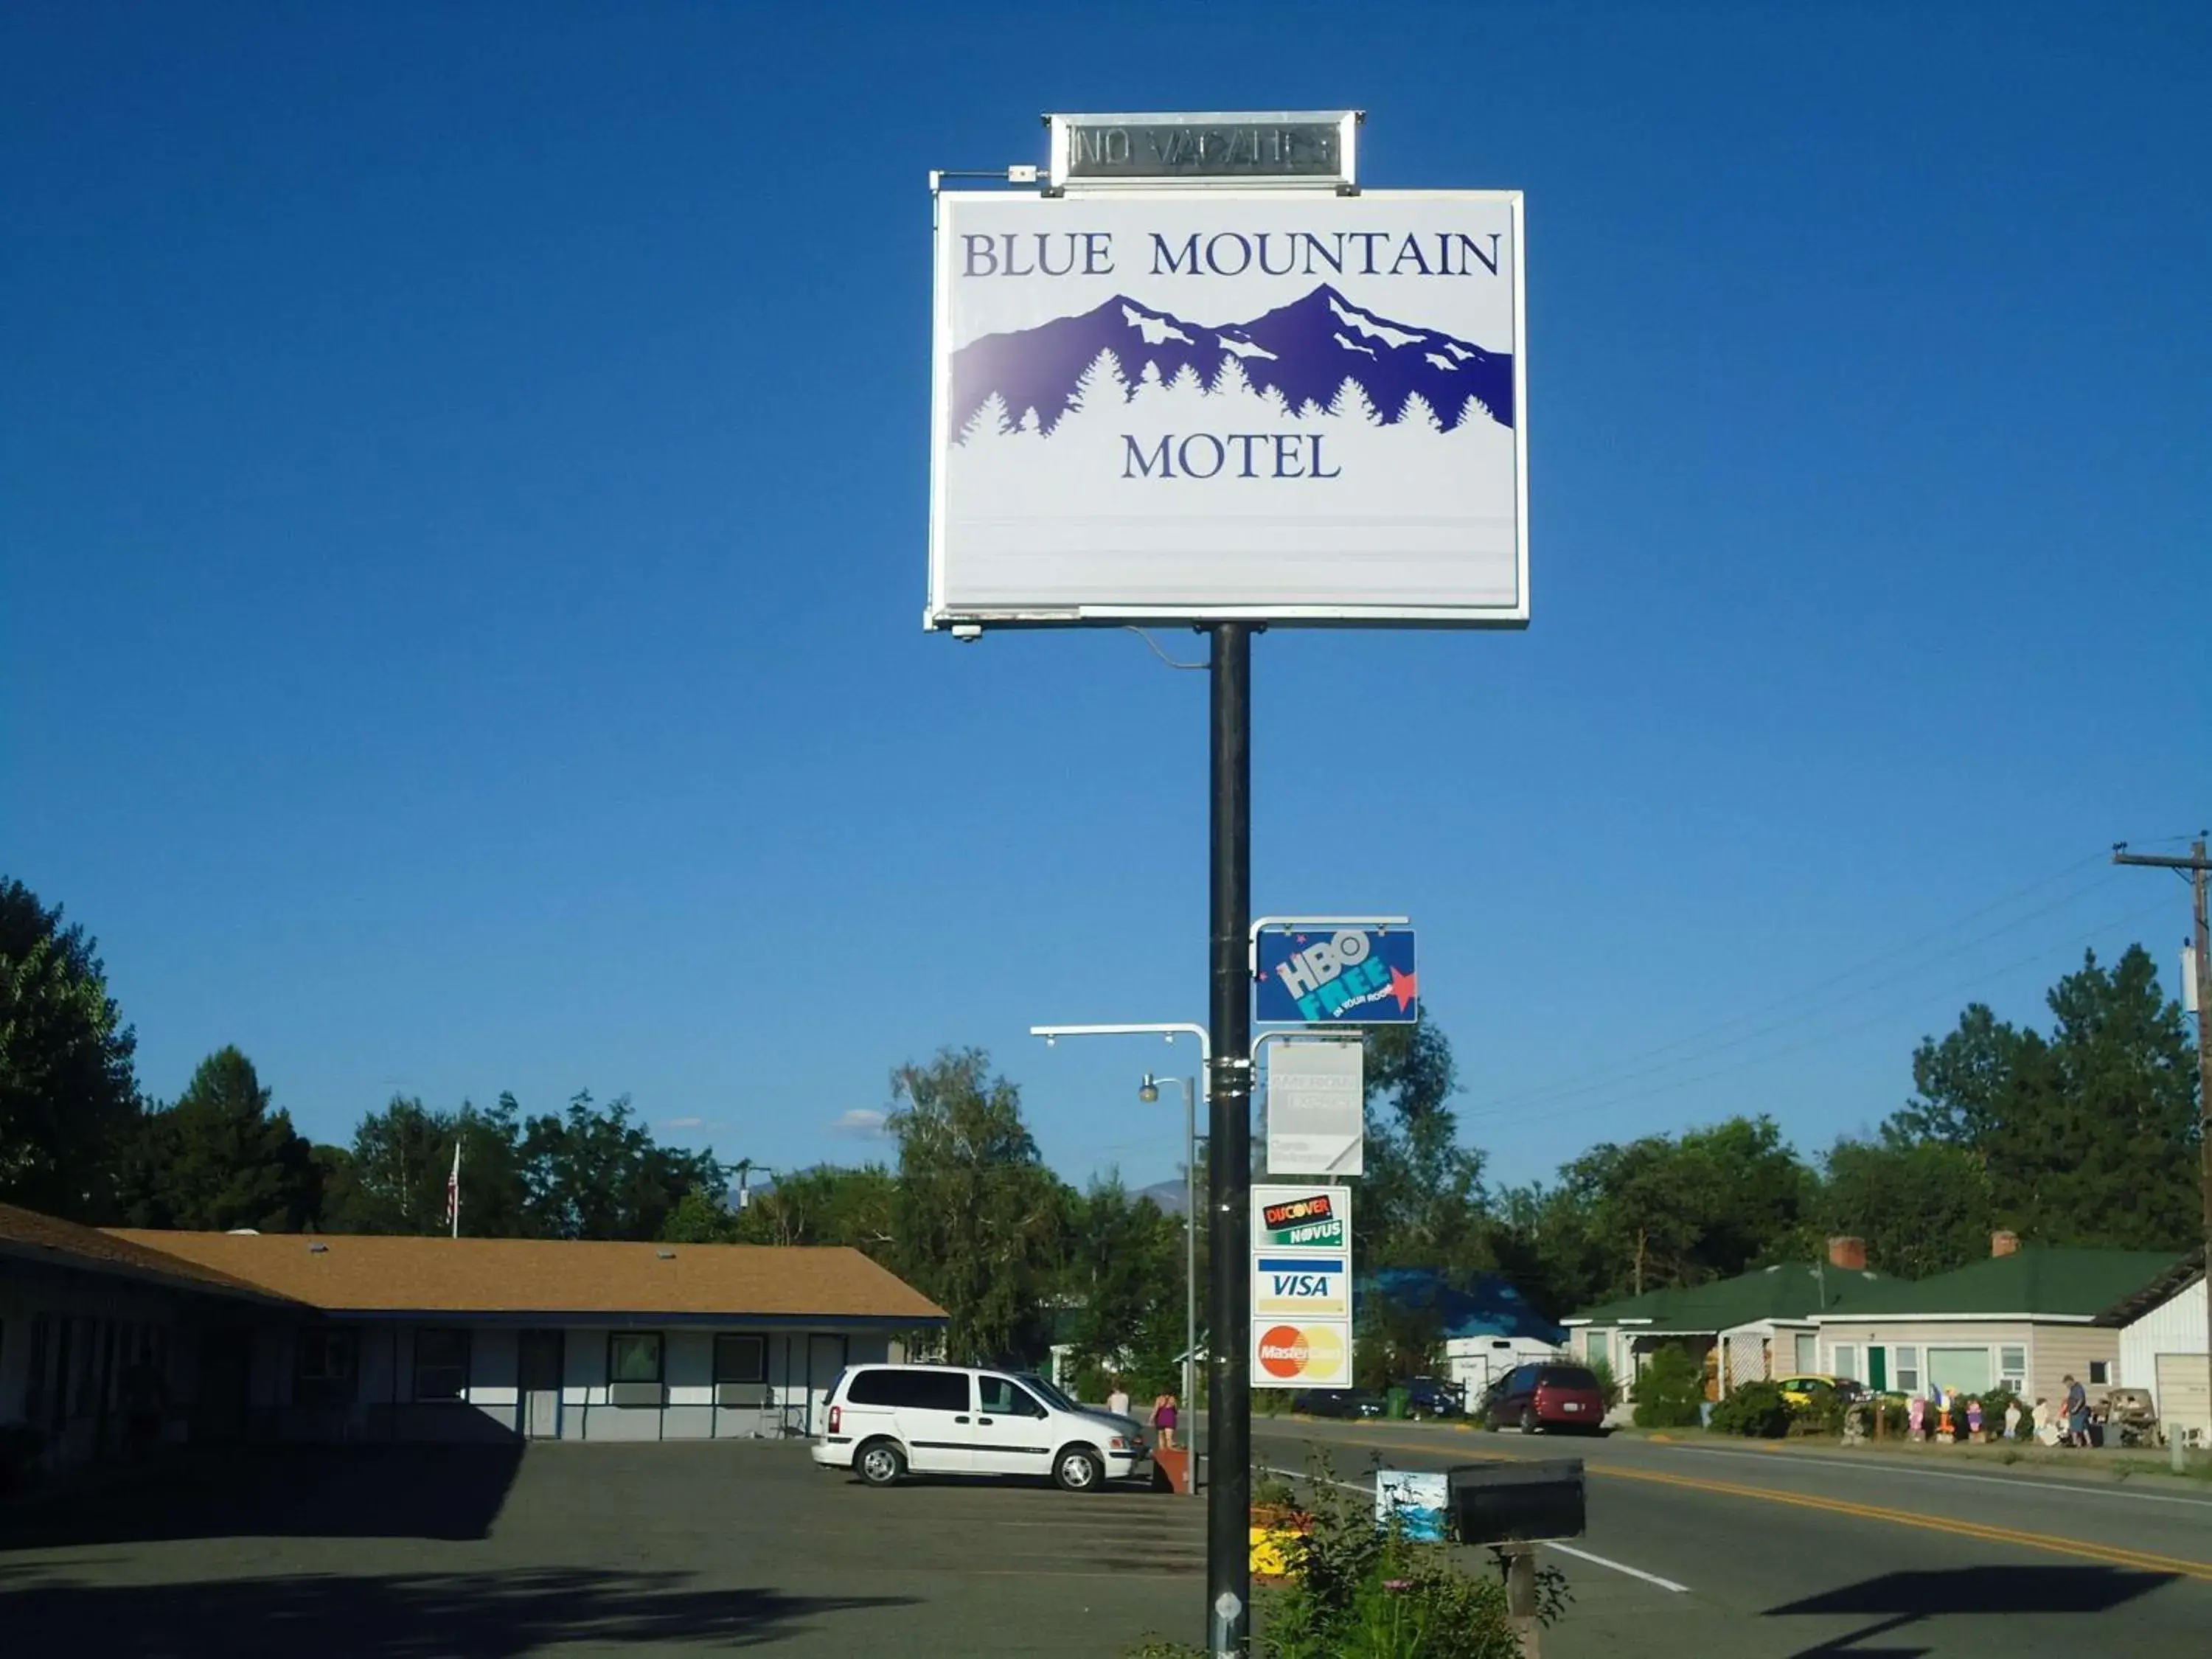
(1152, 1390, 1180, 1451)
(1106, 1378, 1130, 1421)
(2063, 1375, 2090, 1447)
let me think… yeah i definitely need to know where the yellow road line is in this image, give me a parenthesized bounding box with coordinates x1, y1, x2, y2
(1272, 1426, 2212, 1584)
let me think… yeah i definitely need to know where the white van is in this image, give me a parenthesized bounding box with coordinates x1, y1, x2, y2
(812, 1363, 1150, 1492)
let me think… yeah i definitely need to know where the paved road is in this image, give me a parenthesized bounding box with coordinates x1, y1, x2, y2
(1242, 1415, 2212, 1656)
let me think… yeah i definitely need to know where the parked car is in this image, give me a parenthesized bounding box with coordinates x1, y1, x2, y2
(1402, 1377, 1464, 1419)
(1291, 1388, 1388, 1419)
(1775, 1374, 1863, 1408)
(812, 1363, 1149, 1492)
(1478, 1363, 1607, 1433)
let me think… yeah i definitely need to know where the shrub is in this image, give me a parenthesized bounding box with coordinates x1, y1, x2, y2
(1790, 1388, 1847, 1438)
(1709, 1380, 1791, 1439)
(1631, 1345, 1704, 1429)
(1126, 1453, 1572, 1658)
(1587, 1357, 1621, 1409)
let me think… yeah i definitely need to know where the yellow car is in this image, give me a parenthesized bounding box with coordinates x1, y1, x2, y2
(1775, 1374, 1849, 1408)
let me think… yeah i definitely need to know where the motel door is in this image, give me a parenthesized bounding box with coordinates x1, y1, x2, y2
(518, 1330, 563, 1439)
(804, 1334, 847, 1436)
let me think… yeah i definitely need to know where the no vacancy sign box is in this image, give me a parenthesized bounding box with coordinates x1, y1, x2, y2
(928, 189, 1527, 629)
(1265, 1038, 1364, 1176)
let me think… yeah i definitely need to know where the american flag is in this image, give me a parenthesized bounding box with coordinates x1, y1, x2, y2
(445, 1140, 461, 1236)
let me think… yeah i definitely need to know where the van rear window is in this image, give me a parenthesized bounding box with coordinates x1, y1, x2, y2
(1537, 1366, 1599, 1389)
(845, 1368, 970, 1411)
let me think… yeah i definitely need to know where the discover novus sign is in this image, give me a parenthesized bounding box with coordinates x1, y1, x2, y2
(927, 189, 1527, 628)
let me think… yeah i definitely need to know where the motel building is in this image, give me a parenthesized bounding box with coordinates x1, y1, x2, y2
(2, 1201, 946, 1466)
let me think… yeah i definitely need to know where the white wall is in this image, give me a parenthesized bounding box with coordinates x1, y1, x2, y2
(2120, 1278, 2208, 1416)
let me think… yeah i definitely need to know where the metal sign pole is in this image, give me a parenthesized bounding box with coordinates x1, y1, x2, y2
(1207, 621, 1253, 1656)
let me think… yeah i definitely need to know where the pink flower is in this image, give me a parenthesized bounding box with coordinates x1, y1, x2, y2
(1383, 1579, 1412, 1593)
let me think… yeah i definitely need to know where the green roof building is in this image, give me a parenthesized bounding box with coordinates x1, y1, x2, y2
(1809, 1242, 2183, 1405)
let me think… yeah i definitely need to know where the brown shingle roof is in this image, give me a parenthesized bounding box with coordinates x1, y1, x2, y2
(102, 1229, 947, 1322)
(0, 1203, 289, 1303)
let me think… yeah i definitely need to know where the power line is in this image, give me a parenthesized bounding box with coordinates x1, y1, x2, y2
(1460, 895, 2177, 1135)
(1469, 859, 2124, 1116)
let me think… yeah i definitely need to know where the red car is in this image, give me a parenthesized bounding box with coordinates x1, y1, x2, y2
(1478, 1363, 1607, 1434)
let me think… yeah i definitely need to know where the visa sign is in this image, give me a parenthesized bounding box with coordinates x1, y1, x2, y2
(1256, 927, 1418, 1025)
(1253, 1256, 1349, 1317)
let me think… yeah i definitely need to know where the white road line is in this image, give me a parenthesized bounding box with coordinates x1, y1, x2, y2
(1543, 1541, 1691, 1593)
(1652, 1441, 2212, 1511)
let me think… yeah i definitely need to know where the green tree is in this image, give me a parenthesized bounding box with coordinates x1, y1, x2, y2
(0, 877, 140, 1217)
(1061, 1173, 1185, 1394)
(122, 1047, 321, 1231)
(324, 1092, 534, 1236)
(517, 1091, 723, 1240)
(1356, 1023, 1491, 1273)
(729, 1162, 898, 1255)
(887, 1048, 1067, 1365)
(1820, 1136, 1994, 1279)
(659, 1186, 740, 1243)
(1889, 946, 2199, 1250)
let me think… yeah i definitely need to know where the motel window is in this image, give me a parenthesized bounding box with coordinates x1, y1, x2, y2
(1893, 1346, 1921, 1394)
(1794, 1332, 1816, 1373)
(713, 1335, 767, 1385)
(2089, 1360, 2110, 1386)
(609, 1332, 664, 1385)
(1832, 1344, 1857, 1385)
(1999, 1346, 2026, 1393)
(413, 1329, 470, 1402)
(295, 1329, 359, 1408)
(1583, 1331, 1605, 1364)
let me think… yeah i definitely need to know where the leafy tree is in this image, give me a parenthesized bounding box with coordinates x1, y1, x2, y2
(517, 1091, 723, 1241)
(1540, 1116, 1812, 1303)
(1353, 1289, 1445, 1392)
(1630, 1343, 1704, 1429)
(121, 1047, 321, 1231)
(886, 1048, 1067, 1366)
(0, 877, 140, 1217)
(659, 1186, 740, 1243)
(1889, 946, 2199, 1251)
(325, 1092, 533, 1236)
(731, 1163, 898, 1256)
(1820, 1136, 1995, 1279)
(1356, 1023, 1491, 1274)
(1060, 1173, 1186, 1395)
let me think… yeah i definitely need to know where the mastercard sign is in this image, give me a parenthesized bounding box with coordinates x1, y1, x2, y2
(1254, 1320, 1352, 1388)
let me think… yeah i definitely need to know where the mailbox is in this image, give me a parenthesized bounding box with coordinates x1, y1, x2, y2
(1448, 1458, 1585, 1544)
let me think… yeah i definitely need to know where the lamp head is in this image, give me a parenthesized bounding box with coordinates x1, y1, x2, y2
(1138, 1074, 1160, 1104)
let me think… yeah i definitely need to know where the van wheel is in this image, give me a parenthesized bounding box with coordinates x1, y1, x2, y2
(857, 1440, 906, 1487)
(1054, 1447, 1104, 1492)
(1520, 1406, 1541, 1435)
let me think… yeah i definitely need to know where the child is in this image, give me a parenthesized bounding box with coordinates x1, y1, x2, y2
(2003, 1397, 2023, 1441)
(1966, 1397, 1984, 1442)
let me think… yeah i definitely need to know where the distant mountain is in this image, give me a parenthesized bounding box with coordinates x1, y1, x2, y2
(949, 283, 1513, 442)
(1138, 1178, 1189, 1217)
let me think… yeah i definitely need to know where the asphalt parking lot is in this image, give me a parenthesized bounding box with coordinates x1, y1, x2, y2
(0, 1440, 1206, 1657)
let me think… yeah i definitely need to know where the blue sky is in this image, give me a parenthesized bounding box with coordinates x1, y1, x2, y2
(4, 3, 2205, 1197)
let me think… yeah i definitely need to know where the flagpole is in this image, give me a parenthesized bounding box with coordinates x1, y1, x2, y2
(448, 1139, 462, 1239)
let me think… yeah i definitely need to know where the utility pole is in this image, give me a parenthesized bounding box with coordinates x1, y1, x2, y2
(1207, 622, 1254, 1658)
(2112, 835, 2212, 1433)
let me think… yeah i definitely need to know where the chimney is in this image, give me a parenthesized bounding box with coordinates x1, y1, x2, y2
(1991, 1230, 2020, 1258)
(1826, 1237, 1867, 1272)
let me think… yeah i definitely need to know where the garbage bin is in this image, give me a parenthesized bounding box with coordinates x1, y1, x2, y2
(1387, 1385, 1411, 1420)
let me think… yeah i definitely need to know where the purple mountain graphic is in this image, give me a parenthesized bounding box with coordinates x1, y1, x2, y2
(950, 283, 1512, 443)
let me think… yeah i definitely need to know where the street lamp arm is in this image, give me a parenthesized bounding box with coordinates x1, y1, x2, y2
(1028, 1022, 1212, 1062)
